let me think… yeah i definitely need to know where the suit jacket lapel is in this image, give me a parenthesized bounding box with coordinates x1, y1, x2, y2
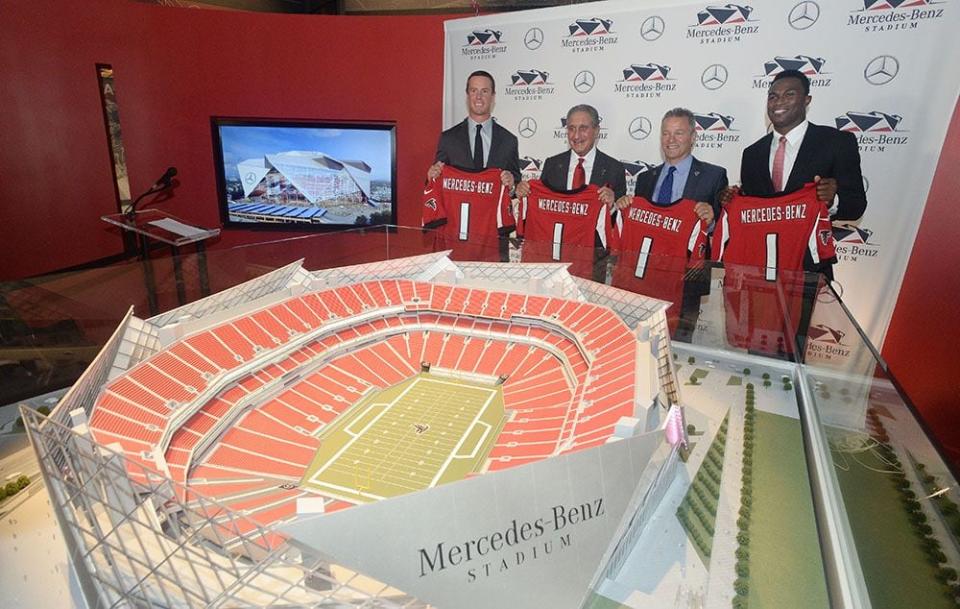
(757, 132, 775, 193)
(558, 152, 571, 186)
(591, 150, 611, 186)
(684, 157, 702, 200)
(788, 124, 818, 191)
(646, 166, 662, 199)
(458, 119, 473, 162)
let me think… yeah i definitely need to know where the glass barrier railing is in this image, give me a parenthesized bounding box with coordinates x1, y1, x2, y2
(2, 225, 957, 609)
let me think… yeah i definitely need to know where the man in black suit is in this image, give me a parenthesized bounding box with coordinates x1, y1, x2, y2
(738, 69, 867, 250)
(734, 69, 867, 353)
(517, 104, 625, 206)
(621, 107, 727, 223)
(427, 70, 520, 188)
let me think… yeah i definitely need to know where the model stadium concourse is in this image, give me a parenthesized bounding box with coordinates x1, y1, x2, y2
(27, 252, 688, 609)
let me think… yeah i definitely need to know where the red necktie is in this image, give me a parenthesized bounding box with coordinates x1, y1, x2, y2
(771, 135, 787, 192)
(572, 156, 586, 189)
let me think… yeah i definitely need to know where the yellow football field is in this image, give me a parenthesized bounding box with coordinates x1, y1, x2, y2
(300, 373, 506, 503)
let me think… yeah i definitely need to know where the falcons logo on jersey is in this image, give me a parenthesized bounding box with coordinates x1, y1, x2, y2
(424, 197, 437, 211)
(819, 229, 832, 246)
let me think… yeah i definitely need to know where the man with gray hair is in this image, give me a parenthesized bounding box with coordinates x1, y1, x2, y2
(618, 107, 727, 223)
(518, 104, 626, 206)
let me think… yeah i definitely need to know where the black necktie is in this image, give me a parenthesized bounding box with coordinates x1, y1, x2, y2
(474, 124, 484, 169)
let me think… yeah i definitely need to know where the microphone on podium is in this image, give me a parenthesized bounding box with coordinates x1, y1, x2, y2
(127, 166, 178, 219)
(152, 166, 178, 189)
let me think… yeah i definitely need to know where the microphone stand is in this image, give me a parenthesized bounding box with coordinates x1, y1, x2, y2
(123, 174, 177, 289)
(126, 181, 172, 221)
(126, 167, 177, 221)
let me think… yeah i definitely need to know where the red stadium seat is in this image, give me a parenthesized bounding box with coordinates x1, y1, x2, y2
(89, 279, 641, 533)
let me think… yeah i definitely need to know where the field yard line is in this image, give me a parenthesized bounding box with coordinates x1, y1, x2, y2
(310, 378, 422, 479)
(432, 389, 495, 486)
(456, 421, 491, 460)
(344, 403, 387, 437)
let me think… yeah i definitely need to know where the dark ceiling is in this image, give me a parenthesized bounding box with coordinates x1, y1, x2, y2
(136, 0, 600, 15)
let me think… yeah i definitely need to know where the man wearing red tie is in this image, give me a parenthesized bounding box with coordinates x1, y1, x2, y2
(736, 69, 867, 277)
(517, 104, 626, 206)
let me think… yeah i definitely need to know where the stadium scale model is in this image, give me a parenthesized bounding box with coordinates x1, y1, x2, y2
(24, 252, 688, 609)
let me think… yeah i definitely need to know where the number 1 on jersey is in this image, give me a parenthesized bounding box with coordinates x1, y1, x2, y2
(765, 233, 778, 281)
(634, 236, 654, 279)
(552, 222, 564, 261)
(459, 202, 470, 241)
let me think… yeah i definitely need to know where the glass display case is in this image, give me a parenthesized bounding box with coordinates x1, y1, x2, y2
(1, 226, 956, 609)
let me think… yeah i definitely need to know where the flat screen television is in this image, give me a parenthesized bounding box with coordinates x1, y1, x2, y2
(212, 117, 397, 229)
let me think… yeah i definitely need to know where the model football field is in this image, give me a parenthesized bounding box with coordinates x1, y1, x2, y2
(301, 373, 507, 503)
(749, 409, 828, 609)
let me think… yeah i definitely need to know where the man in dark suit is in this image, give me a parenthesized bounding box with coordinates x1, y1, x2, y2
(515, 104, 624, 282)
(517, 104, 625, 206)
(734, 69, 867, 354)
(618, 108, 726, 340)
(427, 70, 520, 188)
(625, 107, 727, 223)
(738, 69, 867, 245)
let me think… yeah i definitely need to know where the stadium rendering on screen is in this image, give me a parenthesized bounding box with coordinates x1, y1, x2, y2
(212, 117, 396, 229)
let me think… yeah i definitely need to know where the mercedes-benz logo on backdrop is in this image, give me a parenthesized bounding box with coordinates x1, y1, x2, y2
(788, 1, 820, 30)
(628, 117, 652, 140)
(640, 16, 665, 41)
(701, 64, 728, 90)
(518, 117, 538, 138)
(864, 55, 899, 85)
(524, 27, 544, 50)
(573, 70, 596, 93)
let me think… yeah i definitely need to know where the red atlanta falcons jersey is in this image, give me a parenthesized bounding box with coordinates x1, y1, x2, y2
(722, 266, 808, 356)
(713, 183, 836, 280)
(421, 165, 512, 262)
(518, 180, 611, 279)
(610, 197, 708, 331)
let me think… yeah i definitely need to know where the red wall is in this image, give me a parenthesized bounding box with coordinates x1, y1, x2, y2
(0, 0, 447, 278)
(883, 99, 960, 465)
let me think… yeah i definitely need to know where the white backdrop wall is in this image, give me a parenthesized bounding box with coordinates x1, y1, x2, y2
(442, 0, 960, 348)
